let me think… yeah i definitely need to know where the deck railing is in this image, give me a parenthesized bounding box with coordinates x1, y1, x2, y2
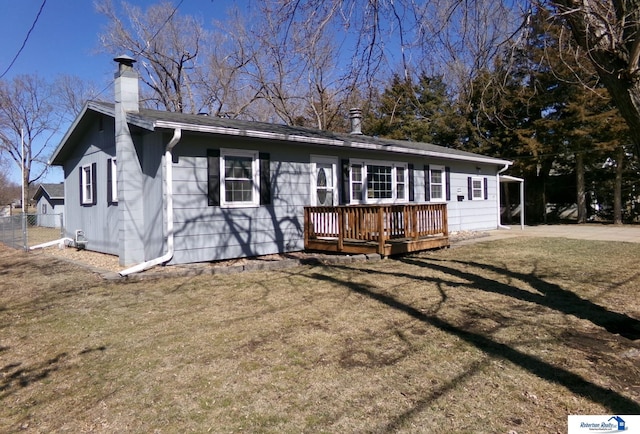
(304, 203, 448, 254)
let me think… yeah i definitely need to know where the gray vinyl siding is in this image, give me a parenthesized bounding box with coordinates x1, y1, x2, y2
(35, 198, 64, 228)
(166, 138, 502, 265)
(170, 138, 308, 265)
(62, 116, 119, 255)
(141, 133, 165, 260)
(53, 102, 513, 268)
(443, 163, 498, 232)
(36, 196, 64, 228)
(60, 122, 503, 265)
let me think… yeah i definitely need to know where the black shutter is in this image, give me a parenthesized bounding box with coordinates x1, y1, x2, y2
(107, 159, 113, 204)
(484, 177, 488, 200)
(408, 164, 414, 202)
(467, 177, 473, 200)
(341, 159, 350, 205)
(259, 152, 271, 205)
(445, 167, 451, 201)
(424, 165, 430, 201)
(78, 167, 83, 206)
(91, 162, 97, 205)
(207, 149, 220, 206)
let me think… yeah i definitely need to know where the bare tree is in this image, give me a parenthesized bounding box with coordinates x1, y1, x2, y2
(96, 0, 205, 113)
(0, 160, 20, 207)
(195, 12, 262, 119)
(239, 6, 308, 125)
(267, 0, 522, 101)
(0, 75, 61, 210)
(549, 0, 640, 150)
(235, 1, 370, 129)
(411, 0, 524, 100)
(54, 74, 103, 119)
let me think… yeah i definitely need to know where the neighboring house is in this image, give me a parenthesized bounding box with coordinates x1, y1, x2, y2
(32, 183, 65, 228)
(50, 56, 519, 269)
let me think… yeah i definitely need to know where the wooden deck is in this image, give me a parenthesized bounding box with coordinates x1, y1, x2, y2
(304, 204, 449, 256)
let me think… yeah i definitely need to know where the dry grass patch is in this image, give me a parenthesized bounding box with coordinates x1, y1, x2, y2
(0, 238, 639, 433)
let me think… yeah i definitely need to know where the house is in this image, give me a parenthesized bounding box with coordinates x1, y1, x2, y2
(49, 56, 521, 272)
(608, 416, 625, 431)
(32, 183, 65, 228)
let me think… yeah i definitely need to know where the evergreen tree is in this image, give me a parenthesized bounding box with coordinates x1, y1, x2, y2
(366, 73, 465, 147)
(465, 7, 632, 224)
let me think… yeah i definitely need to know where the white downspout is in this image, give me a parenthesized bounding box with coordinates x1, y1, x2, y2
(30, 238, 74, 250)
(497, 163, 511, 230)
(119, 128, 182, 276)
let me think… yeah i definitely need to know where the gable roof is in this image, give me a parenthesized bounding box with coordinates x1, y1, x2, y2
(33, 183, 64, 201)
(50, 100, 511, 167)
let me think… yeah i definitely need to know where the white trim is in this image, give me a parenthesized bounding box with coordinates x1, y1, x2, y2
(110, 158, 118, 203)
(220, 148, 260, 208)
(310, 155, 338, 206)
(429, 165, 446, 202)
(350, 163, 364, 204)
(498, 173, 525, 230)
(349, 159, 408, 205)
(81, 164, 93, 204)
(396, 165, 407, 201)
(51, 102, 512, 167)
(470, 176, 484, 201)
(150, 120, 513, 166)
(500, 175, 524, 183)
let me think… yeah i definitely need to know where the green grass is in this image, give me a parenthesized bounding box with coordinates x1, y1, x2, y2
(1, 238, 639, 433)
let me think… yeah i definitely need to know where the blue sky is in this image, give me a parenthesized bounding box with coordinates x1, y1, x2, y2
(1, 1, 112, 82)
(1, 0, 239, 81)
(1, 0, 239, 184)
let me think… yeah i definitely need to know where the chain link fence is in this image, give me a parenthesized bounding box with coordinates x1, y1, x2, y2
(0, 213, 64, 250)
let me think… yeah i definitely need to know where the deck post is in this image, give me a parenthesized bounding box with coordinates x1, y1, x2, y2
(411, 205, 418, 240)
(377, 206, 385, 255)
(303, 208, 309, 248)
(337, 207, 344, 251)
(442, 204, 449, 236)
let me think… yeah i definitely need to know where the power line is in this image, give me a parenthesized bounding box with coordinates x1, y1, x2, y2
(148, 0, 185, 43)
(86, 1, 184, 106)
(0, 0, 48, 79)
(92, 78, 115, 101)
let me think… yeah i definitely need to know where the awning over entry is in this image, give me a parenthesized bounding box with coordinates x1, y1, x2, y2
(499, 175, 525, 230)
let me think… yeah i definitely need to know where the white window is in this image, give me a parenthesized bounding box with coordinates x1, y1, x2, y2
(349, 160, 408, 204)
(430, 165, 445, 202)
(396, 166, 406, 200)
(471, 177, 484, 200)
(367, 164, 393, 199)
(41, 203, 47, 214)
(220, 149, 259, 208)
(351, 164, 363, 202)
(81, 164, 94, 205)
(109, 158, 118, 203)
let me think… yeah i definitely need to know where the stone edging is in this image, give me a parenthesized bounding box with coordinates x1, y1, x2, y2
(64, 231, 490, 281)
(101, 253, 384, 281)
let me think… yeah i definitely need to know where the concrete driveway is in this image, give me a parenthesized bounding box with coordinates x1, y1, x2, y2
(459, 224, 640, 245)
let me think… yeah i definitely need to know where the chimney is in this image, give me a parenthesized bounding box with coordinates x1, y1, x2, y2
(349, 108, 363, 135)
(113, 55, 145, 266)
(114, 54, 139, 113)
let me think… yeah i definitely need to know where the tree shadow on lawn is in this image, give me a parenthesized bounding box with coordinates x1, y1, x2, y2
(0, 353, 68, 401)
(401, 256, 640, 341)
(309, 269, 640, 417)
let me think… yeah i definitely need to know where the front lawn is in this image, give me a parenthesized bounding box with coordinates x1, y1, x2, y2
(1, 238, 638, 433)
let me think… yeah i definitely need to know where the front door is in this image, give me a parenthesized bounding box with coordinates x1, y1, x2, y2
(311, 156, 338, 206)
